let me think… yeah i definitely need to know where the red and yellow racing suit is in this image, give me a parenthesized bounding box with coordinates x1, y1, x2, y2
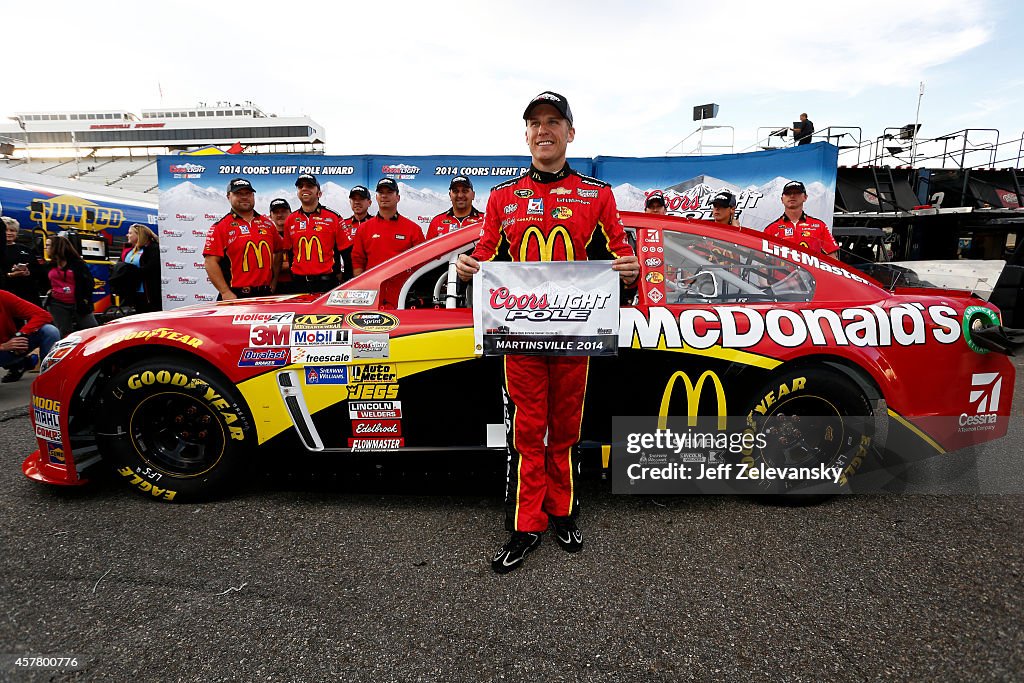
(472, 164, 635, 532)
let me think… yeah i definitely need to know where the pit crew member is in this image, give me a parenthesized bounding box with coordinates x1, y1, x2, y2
(282, 174, 351, 293)
(203, 178, 285, 300)
(426, 176, 484, 239)
(763, 181, 839, 256)
(350, 178, 424, 276)
(644, 190, 668, 215)
(456, 91, 639, 574)
(340, 185, 374, 280)
(269, 198, 293, 293)
(0, 289, 58, 383)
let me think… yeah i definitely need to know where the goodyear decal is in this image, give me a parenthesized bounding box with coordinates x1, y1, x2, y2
(99, 327, 204, 350)
(117, 466, 178, 501)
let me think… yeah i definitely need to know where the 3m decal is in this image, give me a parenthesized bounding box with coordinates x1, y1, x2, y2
(249, 324, 290, 347)
(346, 312, 399, 333)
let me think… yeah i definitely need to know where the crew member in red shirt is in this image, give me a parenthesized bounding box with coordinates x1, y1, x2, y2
(203, 178, 285, 300)
(644, 190, 668, 215)
(426, 176, 485, 239)
(0, 289, 59, 383)
(282, 174, 351, 293)
(269, 198, 293, 293)
(340, 185, 374, 281)
(350, 178, 425, 276)
(763, 181, 839, 256)
(457, 91, 639, 574)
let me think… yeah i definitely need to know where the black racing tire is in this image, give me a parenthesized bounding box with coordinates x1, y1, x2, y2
(96, 358, 255, 502)
(740, 366, 876, 496)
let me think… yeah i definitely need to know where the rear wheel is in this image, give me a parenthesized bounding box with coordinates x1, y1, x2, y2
(96, 359, 254, 502)
(741, 367, 876, 495)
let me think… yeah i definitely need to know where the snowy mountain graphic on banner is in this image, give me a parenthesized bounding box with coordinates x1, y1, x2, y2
(160, 181, 224, 214)
(397, 182, 461, 234)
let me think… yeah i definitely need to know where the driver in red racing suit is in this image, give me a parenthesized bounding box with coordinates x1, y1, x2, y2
(457, 91, 639, 574)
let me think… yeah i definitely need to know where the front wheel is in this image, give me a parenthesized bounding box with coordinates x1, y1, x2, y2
(96, 359, 254, 502)
(740, 366, 877, 495)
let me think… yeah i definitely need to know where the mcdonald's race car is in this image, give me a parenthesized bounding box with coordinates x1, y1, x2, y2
(23, 213, 1016, 501)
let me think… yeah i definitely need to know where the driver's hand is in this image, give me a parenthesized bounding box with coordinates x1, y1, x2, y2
(456, 254, 480, 282)
(612, 255, 640, 285)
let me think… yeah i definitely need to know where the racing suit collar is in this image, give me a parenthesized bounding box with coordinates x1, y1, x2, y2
(776, 212, 808, 224)
(528, 163, 572, 184)
(231, 210, 263, 223)
(447, 206, 481, 220)
(300, 204, 324, 217)
(349, 213, 373, 224)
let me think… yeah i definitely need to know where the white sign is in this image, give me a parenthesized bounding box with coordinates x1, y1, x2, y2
(473, 261, 620, 356)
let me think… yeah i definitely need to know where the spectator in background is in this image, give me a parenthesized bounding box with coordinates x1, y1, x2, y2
(269, 198, 294, 293)
(763, 181, 839, 256)
(644, 191, 668, 215)
(203, 178, 284, 299)
(46, 234, 98, 337)
(426, 176, 484, 239)
(351, 178, 424, 276)
(120, 224, 162, 312)
(710, 189, 743, 228)
(0, 289, 59, 383)
(340, 186, 374, 280)
(792, 113, 814, 145)
(3, 217, 43, 304)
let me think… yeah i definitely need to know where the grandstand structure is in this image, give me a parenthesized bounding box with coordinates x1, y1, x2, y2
(0, 102, 325, 194)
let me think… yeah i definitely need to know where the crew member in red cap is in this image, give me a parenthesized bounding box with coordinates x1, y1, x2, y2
(350, 178, 424, 275)
(644, 190, 668, 215)
(269, 198, 294, 293)
(281, 174, 351, 293)
(456, 90, 639, 574)
(426, 176, 485, 239)
(204, 178, 285, 299)
(763, 181, 838, 255)
(340, 185, 374, 279)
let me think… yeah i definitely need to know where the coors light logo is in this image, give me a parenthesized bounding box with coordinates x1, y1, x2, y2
(489, 286, 612, 322)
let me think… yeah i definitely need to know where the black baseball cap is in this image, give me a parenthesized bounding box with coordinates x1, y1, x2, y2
(645, 190, 666, 208)
(523, 91, 573, 125)
(376, 177, 399, 193)
(782, 180, 806, 195)
(449, 176, 473, 190)
(711, 189, 737, 208)
(269, 198, 291, 212)
(227, 177, 255, 193)
(295, 173, 319, 187)
(349, 185, 371, 199)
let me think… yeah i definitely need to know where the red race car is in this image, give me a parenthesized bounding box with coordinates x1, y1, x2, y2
(23, 213, 1016, 500)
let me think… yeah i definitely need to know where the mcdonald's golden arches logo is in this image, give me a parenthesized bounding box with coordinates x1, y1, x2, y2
(657, 370, 727, 430)
(519, 225, 574, 262)
(242, 240, 273, 272)
(296, 235, 325, 263)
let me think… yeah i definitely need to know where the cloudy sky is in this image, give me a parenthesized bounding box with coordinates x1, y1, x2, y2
(3, 0, 1019, 163)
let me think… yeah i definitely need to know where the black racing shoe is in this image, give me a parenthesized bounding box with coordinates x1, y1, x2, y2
(550, 516, 583, 553)
(491, 531, 542, 574)
(2, 359, 29, 383)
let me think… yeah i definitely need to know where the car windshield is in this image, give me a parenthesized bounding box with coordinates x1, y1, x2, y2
(662, 231, 816, 303)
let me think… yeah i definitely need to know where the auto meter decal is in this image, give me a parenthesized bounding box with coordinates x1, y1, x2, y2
(621, 304, 964, 350)
(350, 364, 397, 383)
(346, 311, 399, 332)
